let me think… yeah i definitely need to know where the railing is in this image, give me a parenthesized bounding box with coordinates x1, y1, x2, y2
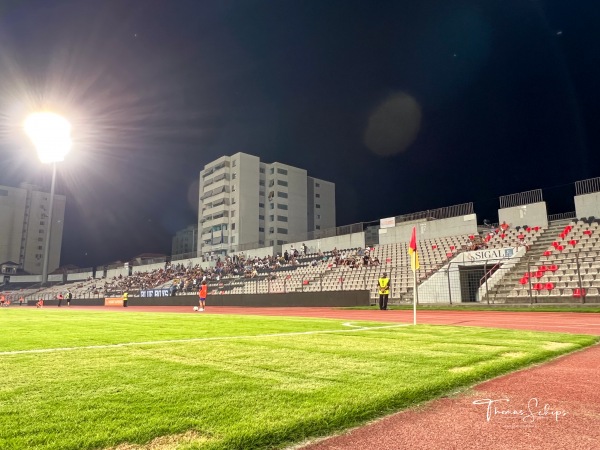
(548, 212, 576, 222)
(575, 177, 600, 196)
(394, 202, 474, 224)
(499, 189, 543, 209)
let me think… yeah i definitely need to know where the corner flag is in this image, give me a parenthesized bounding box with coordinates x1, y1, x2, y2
(409, 226, 420, 272)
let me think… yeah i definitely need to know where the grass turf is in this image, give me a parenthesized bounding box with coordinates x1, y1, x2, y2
(0, 309, 596, 450)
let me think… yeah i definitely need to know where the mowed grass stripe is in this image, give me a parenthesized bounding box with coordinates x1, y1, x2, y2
(0, 311, 597, 450)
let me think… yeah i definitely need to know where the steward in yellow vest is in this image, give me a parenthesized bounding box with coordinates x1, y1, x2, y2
(378, 273, 390, 310)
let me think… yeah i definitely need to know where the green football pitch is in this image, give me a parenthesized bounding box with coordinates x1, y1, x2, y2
(1, 309, 596, 450)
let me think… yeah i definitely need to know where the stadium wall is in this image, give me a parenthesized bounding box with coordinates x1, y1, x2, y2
(66, 272, 93, 282)
(378, 215, 478, 245)
(574, 192, 600, 219)
(417, 247, 524, 303)
(498, 202, 548, 228)
(43, 291, 369, 307)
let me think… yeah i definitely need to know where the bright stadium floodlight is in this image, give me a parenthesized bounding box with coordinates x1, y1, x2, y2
(24, 112, 72, 164)
(24, 112, 72, 285)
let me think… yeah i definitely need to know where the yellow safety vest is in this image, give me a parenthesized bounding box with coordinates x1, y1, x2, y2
(123, 293, 128, 301)
(378, 277, 390, 295)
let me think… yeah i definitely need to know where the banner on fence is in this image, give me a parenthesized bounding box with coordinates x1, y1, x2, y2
(462, 247, 517, 263)
(140, 288, 171, 298)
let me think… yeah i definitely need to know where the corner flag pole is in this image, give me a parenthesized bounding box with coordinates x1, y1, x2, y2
(409, 226, 420, 325)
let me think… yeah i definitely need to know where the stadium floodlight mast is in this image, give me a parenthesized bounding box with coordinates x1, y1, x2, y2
(24, 112, 72, 286)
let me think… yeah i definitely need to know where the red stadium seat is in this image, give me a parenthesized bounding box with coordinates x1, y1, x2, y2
(534, 226, 540, 232)
(303, 280, 309, 285)
(549, 265, 558, 272)
(500, 234, 506, 239)
(450, 245, 456, 251)
(469, 235, 474, 240)
(533, 283, 543, 291)
(543, 250, 552, 257)
(432, 244, 437, 249)
(573, 288, 586, 298)
(545, 283, 555, 291)
(519, 277, 528, 285)
(538, 265, 547, 272)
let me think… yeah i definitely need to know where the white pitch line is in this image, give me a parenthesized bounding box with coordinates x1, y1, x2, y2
(0, 323, 410, 356)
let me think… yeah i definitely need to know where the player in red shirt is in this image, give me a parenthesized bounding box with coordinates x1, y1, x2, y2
(198, 281, 208, 312)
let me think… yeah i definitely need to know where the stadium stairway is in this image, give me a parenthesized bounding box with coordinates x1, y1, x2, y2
(482, 220, 570, 303)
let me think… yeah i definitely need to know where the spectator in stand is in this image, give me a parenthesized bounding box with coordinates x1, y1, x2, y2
(500, 221, 510, 233)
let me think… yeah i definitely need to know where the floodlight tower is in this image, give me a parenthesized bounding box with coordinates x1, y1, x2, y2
(24, 112, 72, 285)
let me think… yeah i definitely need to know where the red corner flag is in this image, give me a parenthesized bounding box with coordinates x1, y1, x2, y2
(409, 226, 420, 272)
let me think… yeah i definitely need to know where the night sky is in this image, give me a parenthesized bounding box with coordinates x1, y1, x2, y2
(0, 0, 599, 268)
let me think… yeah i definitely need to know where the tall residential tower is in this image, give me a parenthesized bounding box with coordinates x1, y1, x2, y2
(0, 183, 66, 275)
(198, 153, 335, 256)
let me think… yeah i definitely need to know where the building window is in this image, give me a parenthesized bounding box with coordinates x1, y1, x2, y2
(38, 238, 43, 242)
(38, 246, 43, 250)
(232, 185, 236, 192)
(277, 180, 288, 187)
(259, 180, 265, 186)
(231, 236, 235, 243)
(232, 223, 236, 230)
(268, 191, 274, 200)
(316, 225, 321, 230)
(277, 215, 288, 222)
(232, 160, 237, 167)
(259, 227, 264, 232)
(316, 183, 320, 187)
(231, 211, 235, 217)
(40, 221, 45, 225)
(277, 228, 288, 234)
(277, 168, 288, 175)
(277, 192, 288, 198)
(277, 240, 286, 245)
(270, 203, 274, 210)
(315, 193, 320, 198)
(269, 168, 274, 174)
(39, 229, 44, 233)
(260, 167, 265, 173)
(232, 198, 236, 204)
(269, 179, 275, 187)
(259, 215, 264, 220)
(277, 204, 288, 210)
(316, 214, 321, 219)
(259, 203, 264, 208)
(232, 173, 237, 179)
(269, 227, 274, 234)
(316, 204, 321, 208)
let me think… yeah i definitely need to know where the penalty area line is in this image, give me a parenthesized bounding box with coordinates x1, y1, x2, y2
(0, 323, 410, 356)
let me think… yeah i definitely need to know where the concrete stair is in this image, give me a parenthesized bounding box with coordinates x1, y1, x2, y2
(481, 220, 572, 303)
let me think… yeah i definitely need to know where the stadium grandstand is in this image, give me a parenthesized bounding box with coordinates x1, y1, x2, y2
(2, 178, 600, 306)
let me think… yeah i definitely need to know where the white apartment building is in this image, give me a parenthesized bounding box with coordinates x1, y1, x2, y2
(198, 153, 335, 256)
(171, 224, 198, 257)
(0, 183, 66, 275)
